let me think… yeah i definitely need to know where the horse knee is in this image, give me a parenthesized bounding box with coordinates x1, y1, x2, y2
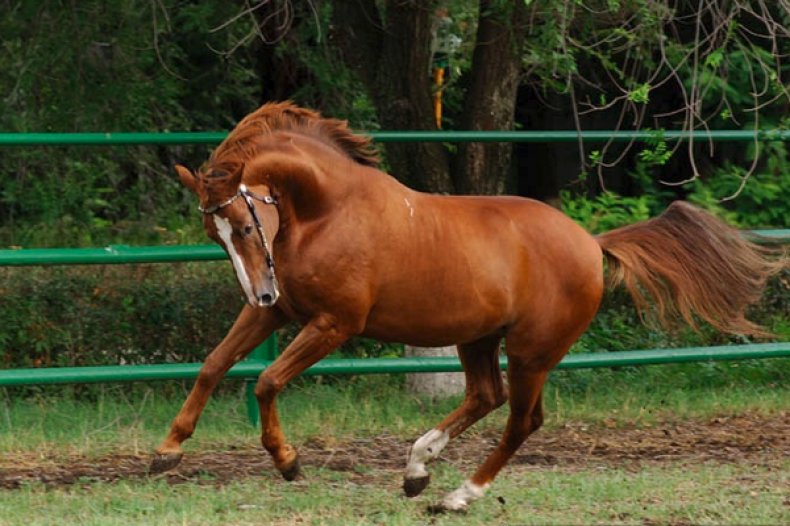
(254, 373, 282, 401)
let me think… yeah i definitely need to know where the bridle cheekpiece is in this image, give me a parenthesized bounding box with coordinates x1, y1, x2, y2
(198, 184, 280, 305)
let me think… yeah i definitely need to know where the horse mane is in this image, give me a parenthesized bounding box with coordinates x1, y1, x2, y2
(205, 101, 379, 179)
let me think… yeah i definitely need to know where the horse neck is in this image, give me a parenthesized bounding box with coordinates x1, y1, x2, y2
(245, 142, 362, 224)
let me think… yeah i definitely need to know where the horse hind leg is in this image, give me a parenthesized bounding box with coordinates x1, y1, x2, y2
(403, 334, 506, 497)
(433, 322, 591, 513)
(432, 356, 548, 513)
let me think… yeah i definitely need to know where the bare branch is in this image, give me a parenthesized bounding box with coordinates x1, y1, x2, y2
(210, 1, 270, 34)
(538, 0, 790, 192)
(150, 0, 186, 80)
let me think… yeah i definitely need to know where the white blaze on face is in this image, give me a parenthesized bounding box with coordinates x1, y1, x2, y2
(213, 214, 256, 305)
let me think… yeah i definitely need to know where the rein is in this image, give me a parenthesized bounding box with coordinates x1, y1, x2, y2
(198, 184, 280, 303)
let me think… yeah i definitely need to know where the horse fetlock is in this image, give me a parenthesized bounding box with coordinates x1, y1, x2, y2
(403, 429, 448, 497)
(404, 428, 448, 482)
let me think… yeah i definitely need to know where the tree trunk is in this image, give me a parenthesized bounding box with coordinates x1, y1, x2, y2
(253, 2, 313, 104)
(453, 0, 529, 195)
(331, 0, 452, 193)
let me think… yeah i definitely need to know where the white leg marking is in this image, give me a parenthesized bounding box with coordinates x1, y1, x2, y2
(213, 215, 255, 305)
(405, 428, 449, 479)
(441, 479, 489, 511)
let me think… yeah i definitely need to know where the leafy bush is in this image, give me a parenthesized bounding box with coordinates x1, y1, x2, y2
(0, 262, 410, 374)
(686, 141, 790, 228)
(560, 190, 659, 233)
(2, 260, 785, 375)
(0, 1, 261, 248)
(0, 264, 241, 369)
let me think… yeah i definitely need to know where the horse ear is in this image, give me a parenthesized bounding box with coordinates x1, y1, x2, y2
(176, 164, 198, 194)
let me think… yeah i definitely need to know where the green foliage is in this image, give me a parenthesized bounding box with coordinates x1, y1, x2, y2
(0, 263, 407, 372)
(686, 141, 790, 228)
(560, 189, 658, 233)
(627, 82, 650, 104)
(274, 2, 379, 128)
(0, 1, 261, 248)
(637, 130, 672, 166)
(0, 264, 241, 369)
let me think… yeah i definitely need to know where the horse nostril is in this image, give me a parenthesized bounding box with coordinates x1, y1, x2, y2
(258, 293, 274, 306)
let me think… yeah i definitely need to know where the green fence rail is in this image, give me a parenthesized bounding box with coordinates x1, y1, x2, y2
(2, 129, 790, 146)
(2, 343, 788, 387)
(1, 230, 787, 267)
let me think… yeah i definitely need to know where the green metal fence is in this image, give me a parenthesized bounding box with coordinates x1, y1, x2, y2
(1, 130, 788, 425)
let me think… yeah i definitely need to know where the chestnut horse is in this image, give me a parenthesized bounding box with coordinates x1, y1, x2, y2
(151, 102, 780, 511)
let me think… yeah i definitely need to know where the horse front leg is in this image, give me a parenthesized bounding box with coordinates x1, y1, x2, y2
(150, 305, 287, 473)
(254, 314, 350, 480)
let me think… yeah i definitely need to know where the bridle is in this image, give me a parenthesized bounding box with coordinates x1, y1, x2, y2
(198, 184, 280, 302)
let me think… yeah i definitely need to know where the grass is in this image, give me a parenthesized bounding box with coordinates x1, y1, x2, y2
(1, 359, 788, 524)
(1, 460, 787, 525)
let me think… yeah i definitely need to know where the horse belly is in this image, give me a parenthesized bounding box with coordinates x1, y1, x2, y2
(362, 313, 506, 347)
(361, 272, 515, 347)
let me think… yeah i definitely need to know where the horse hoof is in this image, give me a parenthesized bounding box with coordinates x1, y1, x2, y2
(279, 457, 301, 481)
(149, 452, 183, 474)
(403, 475, 430, 497)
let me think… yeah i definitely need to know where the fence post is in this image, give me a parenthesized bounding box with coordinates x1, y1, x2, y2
(405, 345, 465, 397)
(245, 335, 278, 426)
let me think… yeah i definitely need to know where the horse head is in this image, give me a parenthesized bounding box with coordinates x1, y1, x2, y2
(176, 164, 280, 307)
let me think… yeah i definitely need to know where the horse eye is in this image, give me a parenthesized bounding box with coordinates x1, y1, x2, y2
(243, 224, 253, 236)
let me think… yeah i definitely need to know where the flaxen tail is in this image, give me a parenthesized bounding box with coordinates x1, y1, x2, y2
(596, 201, 785, 336)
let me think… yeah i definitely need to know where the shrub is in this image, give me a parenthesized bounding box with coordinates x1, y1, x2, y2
(0, 263, 241, 369)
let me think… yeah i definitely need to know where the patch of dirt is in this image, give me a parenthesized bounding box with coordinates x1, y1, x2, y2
(1, 411, 787, 489)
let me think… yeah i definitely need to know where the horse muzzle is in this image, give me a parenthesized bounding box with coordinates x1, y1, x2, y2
(253, 276, 280, 307)
(257, 292, 278, 307)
